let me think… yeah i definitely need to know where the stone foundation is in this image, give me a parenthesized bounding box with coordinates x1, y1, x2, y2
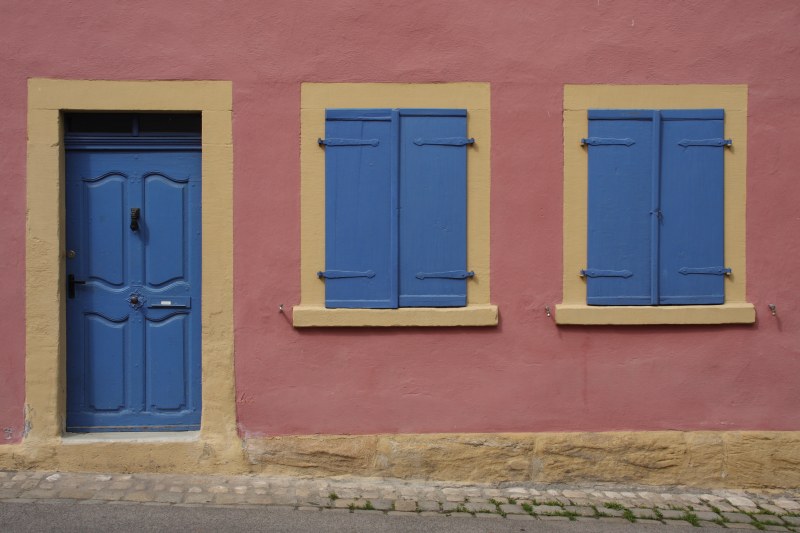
(244, 431, 800, 489)
(2, 431, 799, 489)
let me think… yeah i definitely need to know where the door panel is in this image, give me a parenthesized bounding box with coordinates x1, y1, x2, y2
(85, 314, 128, 411)
(144, 172, 188, 287)
(146, 313, 188, 411)
(66, 149, 201, 432)
(85, 174, 128, 287)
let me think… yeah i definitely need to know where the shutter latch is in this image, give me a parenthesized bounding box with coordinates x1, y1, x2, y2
(580, 269, 633, 278)
(318, 270, 376, 279)
(679, 267, 732, 276)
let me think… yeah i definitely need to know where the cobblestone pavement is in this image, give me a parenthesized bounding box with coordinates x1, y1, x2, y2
(2, 470, 800, 530)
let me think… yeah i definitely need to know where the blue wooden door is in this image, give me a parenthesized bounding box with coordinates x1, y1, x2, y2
(65, 148, 201, 432)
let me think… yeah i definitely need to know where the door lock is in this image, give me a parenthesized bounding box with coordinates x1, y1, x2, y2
(127, 292, 145, 309)
(130, 207, 140, 231)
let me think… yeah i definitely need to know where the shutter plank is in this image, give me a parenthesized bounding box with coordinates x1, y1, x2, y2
(323, 109, 397, 308)
(398, 110, 469, 307)
(659, 110, 726, 304)
(586, 112, 654, 305)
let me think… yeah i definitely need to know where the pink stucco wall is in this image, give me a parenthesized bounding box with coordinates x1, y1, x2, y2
(1, 1, 799, 442)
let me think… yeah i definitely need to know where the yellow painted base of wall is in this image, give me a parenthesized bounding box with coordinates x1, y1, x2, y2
(5, 431, 794, 489)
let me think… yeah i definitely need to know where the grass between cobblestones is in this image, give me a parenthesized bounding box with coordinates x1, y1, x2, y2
(547, 510, 578, 521)
(489, 498, 506, 517)
(347, 500, 375, 511)
(682, 512, 700, 526)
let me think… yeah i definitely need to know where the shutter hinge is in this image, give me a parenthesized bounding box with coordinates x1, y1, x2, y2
(413, 137, 475, 146)
(317, 270, 376, 279)
(318, 138, 380, 147)
(678, 138, 732, 147)
(580, 269, 633, 278)
(581, 137, 635, 146)
(416, 270, 475, 280)
(679, 267, 732, 276)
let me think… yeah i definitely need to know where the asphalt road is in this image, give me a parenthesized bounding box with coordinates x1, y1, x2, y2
(0, 501, 675, 532)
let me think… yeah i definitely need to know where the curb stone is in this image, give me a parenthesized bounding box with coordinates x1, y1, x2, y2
(1, 469, 798, 529)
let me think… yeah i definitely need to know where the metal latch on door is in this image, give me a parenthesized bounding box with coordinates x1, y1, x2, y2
(67, 274, 85, 299)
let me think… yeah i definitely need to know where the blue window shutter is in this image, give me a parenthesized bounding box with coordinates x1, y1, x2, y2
(658, 110, 726, 304)
(398, 110, 469, 307)
(585, 110, 655, 305)
(322, 109, 398, 308)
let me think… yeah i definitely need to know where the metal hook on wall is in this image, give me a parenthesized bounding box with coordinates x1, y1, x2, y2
(768, 304, 777, 317)
(545, 306, 552, 318)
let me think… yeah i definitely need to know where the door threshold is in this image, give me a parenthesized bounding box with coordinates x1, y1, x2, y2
(61, 431, 200, 444)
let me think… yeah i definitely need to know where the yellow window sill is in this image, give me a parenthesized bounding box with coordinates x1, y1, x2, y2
(555, 302, 756, 325)
(292, 304, 499, 327)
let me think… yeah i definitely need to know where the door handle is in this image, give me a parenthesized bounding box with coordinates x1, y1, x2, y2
(68, 274, 86, 299)
(130, 207, 140, 231)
